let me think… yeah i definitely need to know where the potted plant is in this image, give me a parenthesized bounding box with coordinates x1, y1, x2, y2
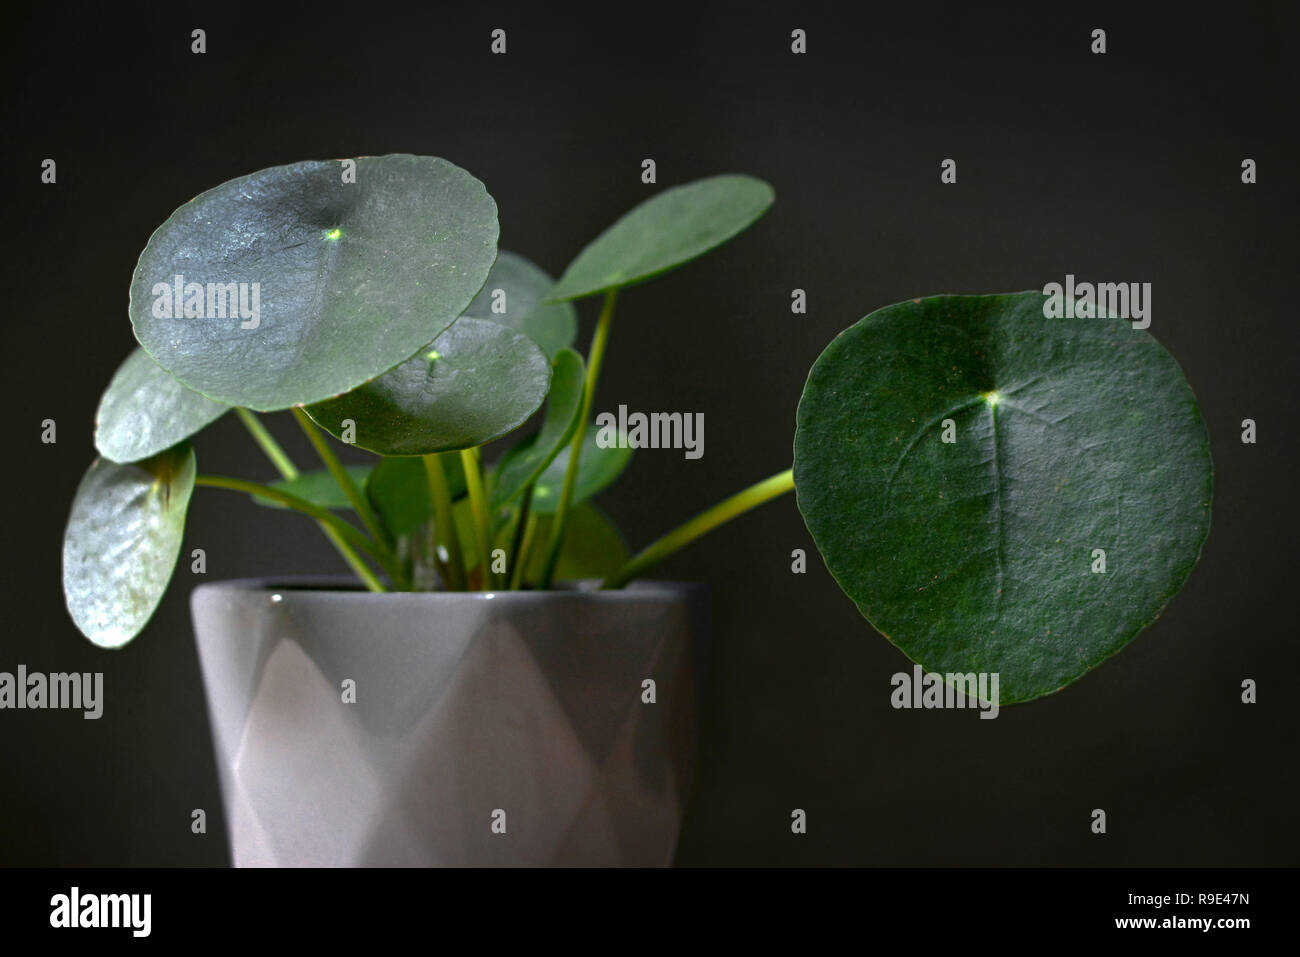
(62, 155, 1212, 866)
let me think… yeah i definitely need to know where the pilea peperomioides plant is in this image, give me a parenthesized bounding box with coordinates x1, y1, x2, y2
(63, 154, 1212, 704)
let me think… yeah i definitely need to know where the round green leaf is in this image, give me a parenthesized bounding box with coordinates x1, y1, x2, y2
(365, 455, 467, 539)
(63, 445, 197, 648)
(95, 348, 229, 463)
(464, 251, 577, 357)
(523, 423, 633, 514)
(489, 348, 585, 510)
(129, 154, 499, 410)
(525, 504, 629, 584)
(546, 174, 774, 302)
(454, 500, 628, 584)
(304, 318, 551, 456)
(793, 292, 1212, 704)
(250, 465, 373, 511)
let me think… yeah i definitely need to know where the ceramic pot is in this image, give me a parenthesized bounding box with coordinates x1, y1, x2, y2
(190, 577, 710, 867)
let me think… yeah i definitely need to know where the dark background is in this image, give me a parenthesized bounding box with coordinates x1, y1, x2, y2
(2, 1, 1296, 866)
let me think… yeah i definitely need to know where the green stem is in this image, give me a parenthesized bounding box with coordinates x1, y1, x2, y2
(235, 409, 384, 592)
(460, 447, 494, 589)
(290, 408, 402, 574)
(423, 453, 466, 591)
(290, 409, 409, 589)
(195, 475, 388, 593)
(509, 512, 539, 590)
(235, 408, 300, 480)
(506, 486, 534, 587)
(538, 289, 618, 588)
(601, 468, 795, 590)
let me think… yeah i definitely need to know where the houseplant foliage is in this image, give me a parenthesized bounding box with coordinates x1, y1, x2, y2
(793, 293, 1212, 702)
(64, 154, 1212, 704)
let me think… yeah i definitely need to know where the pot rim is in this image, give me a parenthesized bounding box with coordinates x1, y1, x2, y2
(190, 575, 709, 605)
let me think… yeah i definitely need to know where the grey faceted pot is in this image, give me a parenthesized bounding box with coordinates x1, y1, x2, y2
(190, 578, 710, 867)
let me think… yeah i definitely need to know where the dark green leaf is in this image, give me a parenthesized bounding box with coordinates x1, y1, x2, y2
(304, 318, 551, 456)
(366, 455, 466, 539)
(129, 154, 499, 410)
(547, 174, 774, 302)
(525, 504, 629, 584)
(250, 465, 373, 510)
(523, 423, 633, 514)
(95, 348, 228, 463)
(489, 349, 585, 510)
(793, 292, 1213, 704)
(62, 445, 197, 648)
(455, 500, 627, 585)
(464, 251, 577, 357)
